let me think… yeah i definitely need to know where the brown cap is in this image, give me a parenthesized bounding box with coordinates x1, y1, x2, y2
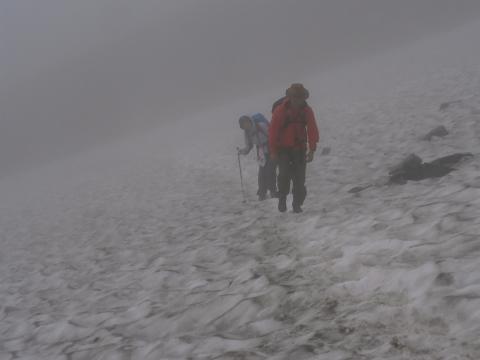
(286, 83, 309, 100)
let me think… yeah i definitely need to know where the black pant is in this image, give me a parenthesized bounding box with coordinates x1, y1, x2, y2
(277, 148, 307, 206)
(258, 154, 278, 197)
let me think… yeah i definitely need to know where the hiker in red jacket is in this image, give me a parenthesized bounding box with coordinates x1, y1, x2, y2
(269, 84, 319, 213)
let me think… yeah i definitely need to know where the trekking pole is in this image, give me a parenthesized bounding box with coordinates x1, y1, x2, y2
(237, 150, 247, 202)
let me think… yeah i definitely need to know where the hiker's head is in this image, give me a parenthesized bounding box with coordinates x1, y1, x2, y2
(286, 83, 309, 108)
(238, 115, 252, 130)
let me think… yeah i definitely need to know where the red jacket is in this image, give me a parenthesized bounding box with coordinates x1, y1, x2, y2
(269, 99, 319, 156)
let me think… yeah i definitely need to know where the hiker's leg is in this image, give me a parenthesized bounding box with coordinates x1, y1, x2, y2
(265, 154, 278, 195)
(277, 150, 291, 212)
(257, 164, 268, 199)
(292, 149, 307, 207)
(277, 149, 292, 198)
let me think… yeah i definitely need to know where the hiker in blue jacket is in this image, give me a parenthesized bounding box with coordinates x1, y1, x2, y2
(238, 113, 278, 200)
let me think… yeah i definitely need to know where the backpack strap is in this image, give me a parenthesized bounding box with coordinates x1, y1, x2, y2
(281, 105, 307, 129)
(279, 103, 308, 146)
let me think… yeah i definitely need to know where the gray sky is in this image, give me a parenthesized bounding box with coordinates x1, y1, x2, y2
(2, 0, 480, 175)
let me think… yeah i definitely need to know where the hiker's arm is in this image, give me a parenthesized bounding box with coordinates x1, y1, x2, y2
(238, 131, 253, 155)
(306, 107, 319, 152)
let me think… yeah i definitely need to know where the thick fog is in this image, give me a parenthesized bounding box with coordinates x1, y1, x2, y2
(2, 0, 480, 176)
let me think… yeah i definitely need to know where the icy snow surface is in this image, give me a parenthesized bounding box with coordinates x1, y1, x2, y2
(2, 20, 480, 360)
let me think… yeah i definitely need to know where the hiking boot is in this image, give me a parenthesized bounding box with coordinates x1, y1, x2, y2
(278, 197, 287, 212)
(258, 193, 267, 201)
(292, 203, 303, 213)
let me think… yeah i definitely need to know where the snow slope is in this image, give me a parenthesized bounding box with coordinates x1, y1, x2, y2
(2, 19, 480, 360)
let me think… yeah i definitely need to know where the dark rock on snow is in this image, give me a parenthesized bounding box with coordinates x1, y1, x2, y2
(422, 126, 449, 141)
(348, 185, 373, 194)
(321, 147, 331, 156)
(439, 100, 462, 112)
(389, 153, 473, 184)
(429, 153, 474, 168)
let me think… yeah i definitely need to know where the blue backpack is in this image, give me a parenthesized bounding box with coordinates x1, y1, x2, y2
(250, 113, 269, 137)
(250, 113, 269, 125)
